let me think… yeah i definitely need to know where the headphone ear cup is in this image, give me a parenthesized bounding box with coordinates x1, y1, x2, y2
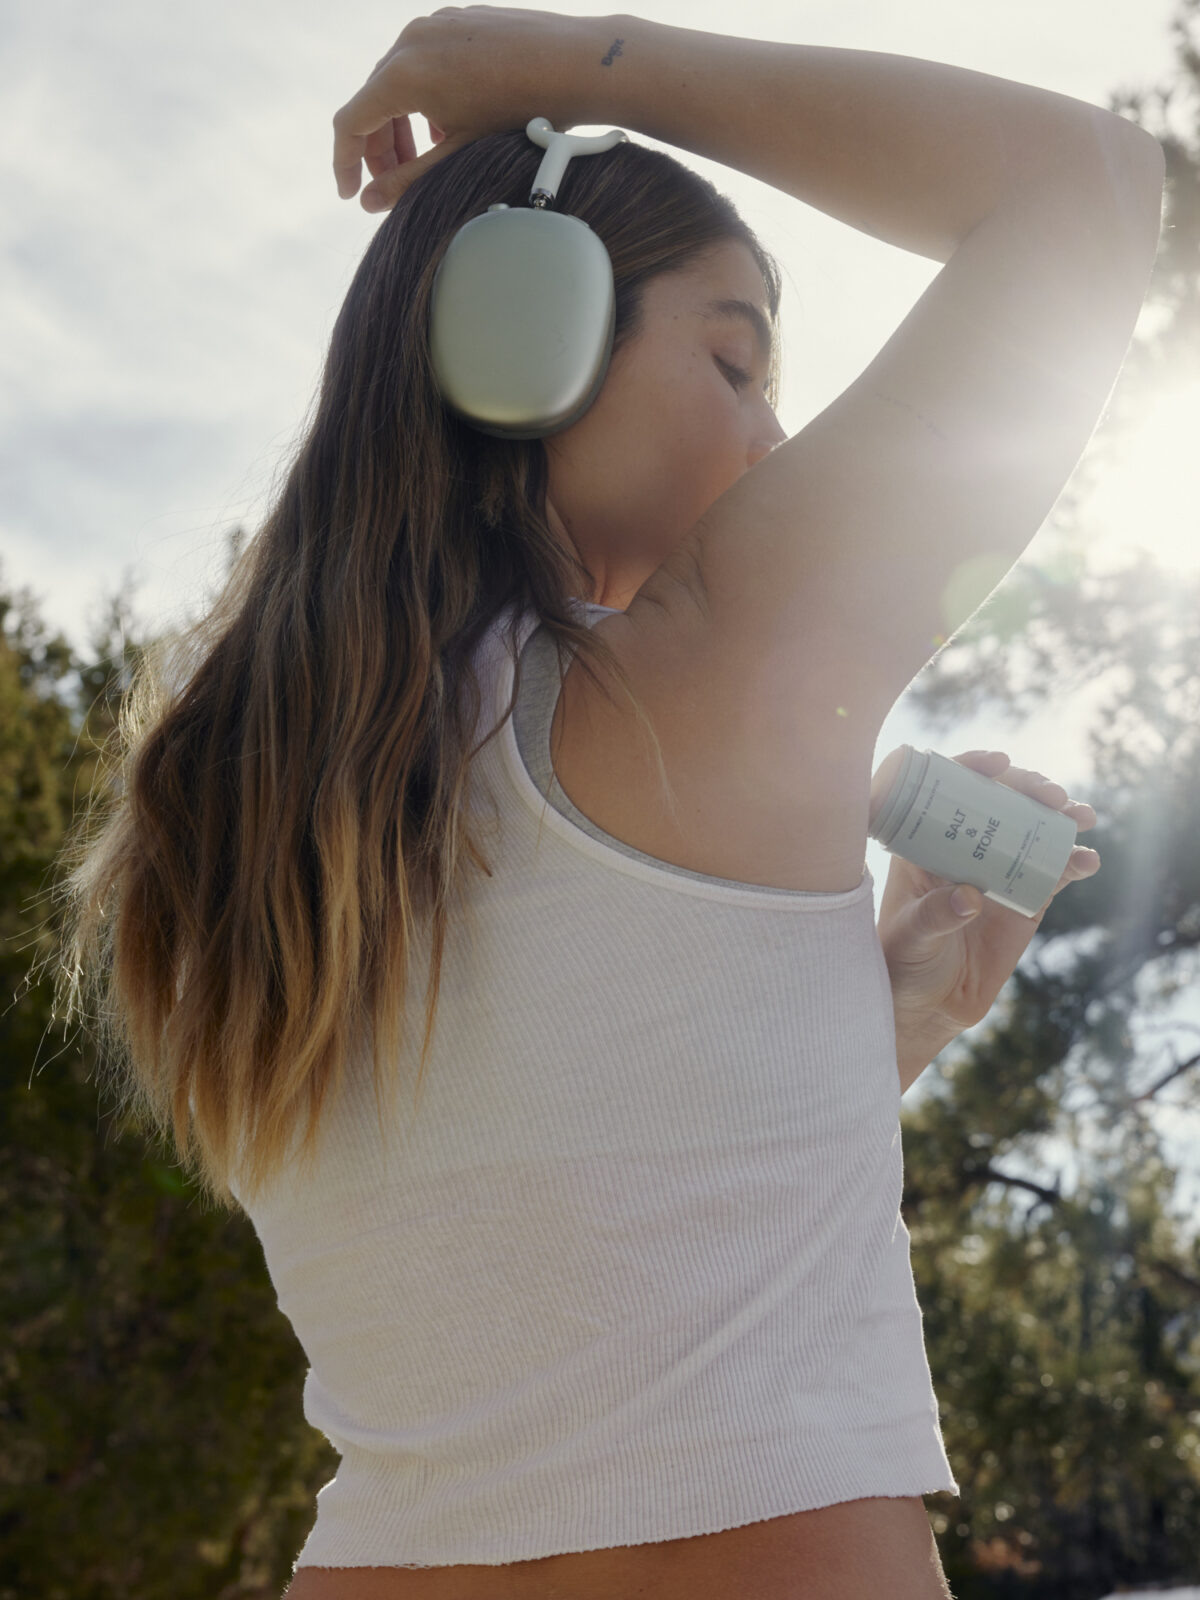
(429, 206, 617, 440)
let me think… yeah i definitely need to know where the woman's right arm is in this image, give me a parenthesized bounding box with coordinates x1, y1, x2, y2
(331, 10, 1165, 812)
(595, 15, 1163, 266)
(563, 17, 1165, 808)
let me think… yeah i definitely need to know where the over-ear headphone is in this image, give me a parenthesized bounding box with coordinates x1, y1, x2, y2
(428, 117, 629, 440)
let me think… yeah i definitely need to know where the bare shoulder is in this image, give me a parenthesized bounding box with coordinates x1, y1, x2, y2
(548, 152, 1167, 898)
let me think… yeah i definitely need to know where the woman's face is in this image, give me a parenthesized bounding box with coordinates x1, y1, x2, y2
(544, 237, 787, 610)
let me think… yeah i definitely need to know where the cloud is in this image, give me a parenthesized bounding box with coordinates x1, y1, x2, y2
(0, 0, 1184, 654)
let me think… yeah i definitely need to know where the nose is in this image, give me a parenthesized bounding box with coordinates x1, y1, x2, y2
(748, 413, 788, 468)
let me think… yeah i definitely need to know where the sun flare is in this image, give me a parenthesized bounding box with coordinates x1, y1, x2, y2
(1081, 378, 1200, 575)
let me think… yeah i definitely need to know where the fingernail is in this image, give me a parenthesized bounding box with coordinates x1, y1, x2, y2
(951, 888, 977, 916)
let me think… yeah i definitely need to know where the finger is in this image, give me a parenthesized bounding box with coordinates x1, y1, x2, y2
(955, 750, 1099, 843)
(1016, 768, 1068, 804)
(1002, 768, 1097, 830)
(977, 755, 1097, 825)
(954, 751, 1009, 768)
(1014, 770, 1099, 829)
(333, 61, 412, 198)
(396, 114, 421, 166)
(1043, 844, 1102, 904)
(360, 129, 472, 212)
(363, 120, 397, 180)
(364, 114, 419, 180)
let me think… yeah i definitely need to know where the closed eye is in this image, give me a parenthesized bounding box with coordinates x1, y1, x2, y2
(716, 357, 752, 392)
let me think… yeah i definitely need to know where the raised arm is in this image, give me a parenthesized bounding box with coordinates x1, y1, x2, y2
(581, 17, 1164, 797)
(595, 15, 1163, 265)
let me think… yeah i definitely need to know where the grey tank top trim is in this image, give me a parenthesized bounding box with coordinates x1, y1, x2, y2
(511, 620, 843, 897)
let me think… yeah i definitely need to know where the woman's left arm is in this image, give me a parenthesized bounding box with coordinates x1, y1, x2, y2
(880, 750, 1101, 1093)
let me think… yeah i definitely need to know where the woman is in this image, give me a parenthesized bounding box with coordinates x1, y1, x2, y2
(55, 8, 1160, 1597)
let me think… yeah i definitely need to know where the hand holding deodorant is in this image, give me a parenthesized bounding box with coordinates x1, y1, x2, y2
(868, 746, 1078, 918)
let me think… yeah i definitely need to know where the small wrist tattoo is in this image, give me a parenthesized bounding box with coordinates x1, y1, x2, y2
(601, 37, 624, 66)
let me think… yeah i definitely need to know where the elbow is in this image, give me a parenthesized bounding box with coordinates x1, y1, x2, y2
(1082, 111, 1168, 282)
(1125, 122, 1167, 179)
(1095, 110, 1167, 201)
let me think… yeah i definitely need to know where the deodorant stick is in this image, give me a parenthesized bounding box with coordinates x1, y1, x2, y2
(868, 746, 1078, 918)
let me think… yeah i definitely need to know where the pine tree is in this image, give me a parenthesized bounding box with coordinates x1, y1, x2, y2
(902, 3, 1200, 1589)
(4, 2, 1200, 1594)
(0, 555, 338, 1600)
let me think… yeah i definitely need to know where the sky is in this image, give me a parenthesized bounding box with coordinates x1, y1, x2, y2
(3, 0, 1198, 1212)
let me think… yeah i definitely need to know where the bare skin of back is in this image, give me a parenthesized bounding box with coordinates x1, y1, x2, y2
(282, 1494, 954, 1599)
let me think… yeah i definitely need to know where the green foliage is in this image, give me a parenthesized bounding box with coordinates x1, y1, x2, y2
(907, 1021, 1200, 1595)
(894, 2, 1200, 1581)
(0, 572, 337, 1600)
(6, 546, 1200, 1597)
(4, 3, 1200, 1594)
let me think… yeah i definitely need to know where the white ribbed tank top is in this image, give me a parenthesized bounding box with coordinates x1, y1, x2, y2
(235, 598, 959, 1572)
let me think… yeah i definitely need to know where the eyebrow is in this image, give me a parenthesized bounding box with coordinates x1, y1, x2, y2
(699, 297, 774, 373)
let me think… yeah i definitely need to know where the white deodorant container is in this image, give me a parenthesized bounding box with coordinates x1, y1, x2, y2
(868, 746, 1078, 918)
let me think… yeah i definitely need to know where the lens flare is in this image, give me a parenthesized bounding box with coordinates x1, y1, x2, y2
(1080, 378, 1200, 575)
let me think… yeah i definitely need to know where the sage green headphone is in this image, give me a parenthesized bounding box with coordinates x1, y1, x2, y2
(429, 116, 629, 440)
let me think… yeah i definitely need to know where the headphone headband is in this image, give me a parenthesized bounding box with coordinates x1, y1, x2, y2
(524, 116, 629, 208)
(428, 116, 631, 440)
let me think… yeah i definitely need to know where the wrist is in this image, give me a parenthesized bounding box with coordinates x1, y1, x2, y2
(559, 15, 642, 130)
(894, 1007, 960, 1093)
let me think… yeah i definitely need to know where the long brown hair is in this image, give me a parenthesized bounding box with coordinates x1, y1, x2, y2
(47, 129, 783, 1211)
